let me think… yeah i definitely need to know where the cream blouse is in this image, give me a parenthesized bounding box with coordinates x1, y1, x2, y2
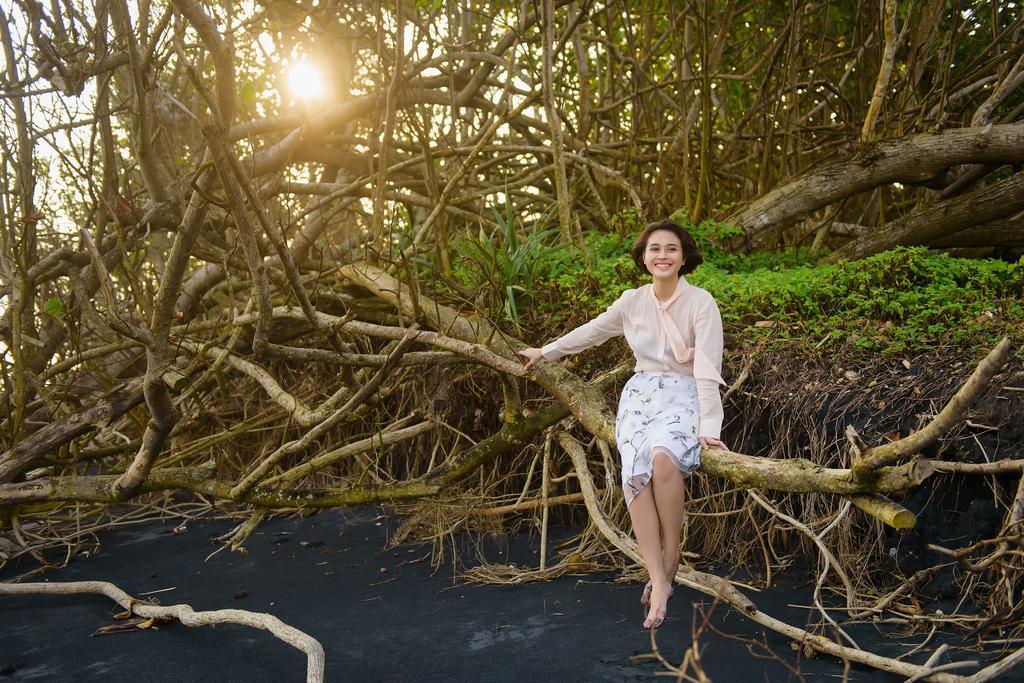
(540, 276, 726, 439)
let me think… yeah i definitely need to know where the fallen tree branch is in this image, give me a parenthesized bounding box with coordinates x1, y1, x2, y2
(0, 465, 442, 507)
(822, 172, 1024, 262)
(0, 380, 145, 484)
(235, 307, 526, 378)
(849, 567, 936, 619)
(476, 491, 591, 516)
(338, 262, 946, 495)
(960, 644, 1024, 683)
(845, 492, 917, 529)
(0, 580, 324, 683)
(852, 337, 1011, 480)
(929, 459, 1024, 475)
(0, 364, 634, 509)
(260, 420, 436, 487)
(727, 125, 1024, 247)
(266, 346, 465, 367)
(701, 448, 932, 494)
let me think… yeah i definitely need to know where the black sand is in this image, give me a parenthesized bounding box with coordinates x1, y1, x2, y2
(1, 508, 1016, 682)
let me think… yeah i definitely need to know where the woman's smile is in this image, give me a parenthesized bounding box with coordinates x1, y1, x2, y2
(643, 228, 684, 278)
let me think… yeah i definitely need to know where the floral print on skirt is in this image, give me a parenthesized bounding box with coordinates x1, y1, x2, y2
(616, 371, 701, 507)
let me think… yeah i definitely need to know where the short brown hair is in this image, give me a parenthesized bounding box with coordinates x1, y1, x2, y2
(629, 220, 703, 276)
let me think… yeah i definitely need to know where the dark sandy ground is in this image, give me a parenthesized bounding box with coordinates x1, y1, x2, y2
(2, 507, 1020, 682)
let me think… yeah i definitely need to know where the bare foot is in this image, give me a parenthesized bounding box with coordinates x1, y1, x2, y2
(641, 580, 674, 606)
(643, 581, 672, 629)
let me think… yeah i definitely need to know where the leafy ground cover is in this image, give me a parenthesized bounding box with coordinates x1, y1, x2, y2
(427, 206, 1022, 355)
(531, 223, 1024, 357)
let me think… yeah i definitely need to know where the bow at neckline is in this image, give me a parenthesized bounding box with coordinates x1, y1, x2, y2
(652, 279, 726, 385)
(653, 280, 695, 364)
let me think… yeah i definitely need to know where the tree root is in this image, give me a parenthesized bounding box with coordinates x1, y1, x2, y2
(852, 336, 1012, 481)
(0, 580, 325, 683)
(558, 430, 970, 681)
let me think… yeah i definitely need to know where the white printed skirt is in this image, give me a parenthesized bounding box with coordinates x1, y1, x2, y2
(615, 371, 701, 507)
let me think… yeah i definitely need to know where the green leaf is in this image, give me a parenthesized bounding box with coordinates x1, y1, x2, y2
(240, 82, 258, 103)
(43, 297, 63, 318)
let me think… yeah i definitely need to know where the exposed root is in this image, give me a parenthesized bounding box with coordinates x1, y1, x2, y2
(559, 428, 1015, 681)
(0, 580, 325, 682)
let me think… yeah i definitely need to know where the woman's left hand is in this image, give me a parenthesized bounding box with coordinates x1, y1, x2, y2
(699, 436, 728, 450)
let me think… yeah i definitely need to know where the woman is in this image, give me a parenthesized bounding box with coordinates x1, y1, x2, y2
(518, 219, 727, 629)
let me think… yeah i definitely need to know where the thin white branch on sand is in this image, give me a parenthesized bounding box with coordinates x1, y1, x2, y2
(0, 580, 325, 683)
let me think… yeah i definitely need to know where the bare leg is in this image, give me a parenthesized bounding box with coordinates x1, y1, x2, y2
(638, 450, 688, 606)
(641, 450, 687, 606)
(627, 485, 671, 628)
(651, 449, 686, 588)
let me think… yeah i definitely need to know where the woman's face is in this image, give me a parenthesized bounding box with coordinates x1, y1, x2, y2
(643, 229, 683, 280)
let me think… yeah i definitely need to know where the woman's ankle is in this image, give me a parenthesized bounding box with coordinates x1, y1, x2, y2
(663, 555, 680, 581)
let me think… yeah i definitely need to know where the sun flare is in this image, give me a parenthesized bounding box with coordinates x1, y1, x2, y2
(287, 62, 325, 100)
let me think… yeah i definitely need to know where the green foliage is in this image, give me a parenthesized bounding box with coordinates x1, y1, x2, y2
(239, 82, 258, 103)
(552, 232, 642, 312)
(42, 297, 63, 318)
(448, 203, 569, 329)
(538, 233, 1023, 355)
(435, 203, 1021, 356)
(692, 247, 1023, 353)
(609, 207, 645, 237)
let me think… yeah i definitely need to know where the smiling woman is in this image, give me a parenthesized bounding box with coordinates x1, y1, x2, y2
(518, 218, 727, 630)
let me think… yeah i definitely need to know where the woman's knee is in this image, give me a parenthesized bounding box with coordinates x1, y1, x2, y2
(651, 450, 678, 481)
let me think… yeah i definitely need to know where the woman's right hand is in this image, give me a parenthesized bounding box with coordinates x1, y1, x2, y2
(518, 347, 544, 369)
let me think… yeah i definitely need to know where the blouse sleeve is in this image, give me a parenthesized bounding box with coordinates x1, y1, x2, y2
(540, 289, 631, 361)
(693, 294, 726, 440)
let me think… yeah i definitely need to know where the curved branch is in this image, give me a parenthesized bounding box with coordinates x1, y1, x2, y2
(0, 581, 324, 683)
(728, 125, 1024, 248)
(823, 171, 1024, 261)
(851, 337, 1012, 480)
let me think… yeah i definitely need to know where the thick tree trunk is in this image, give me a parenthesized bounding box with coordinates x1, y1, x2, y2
(727, 125, 1024, 249)
(930, 219, 1024, 248)
(822, 170, 1024, 262)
